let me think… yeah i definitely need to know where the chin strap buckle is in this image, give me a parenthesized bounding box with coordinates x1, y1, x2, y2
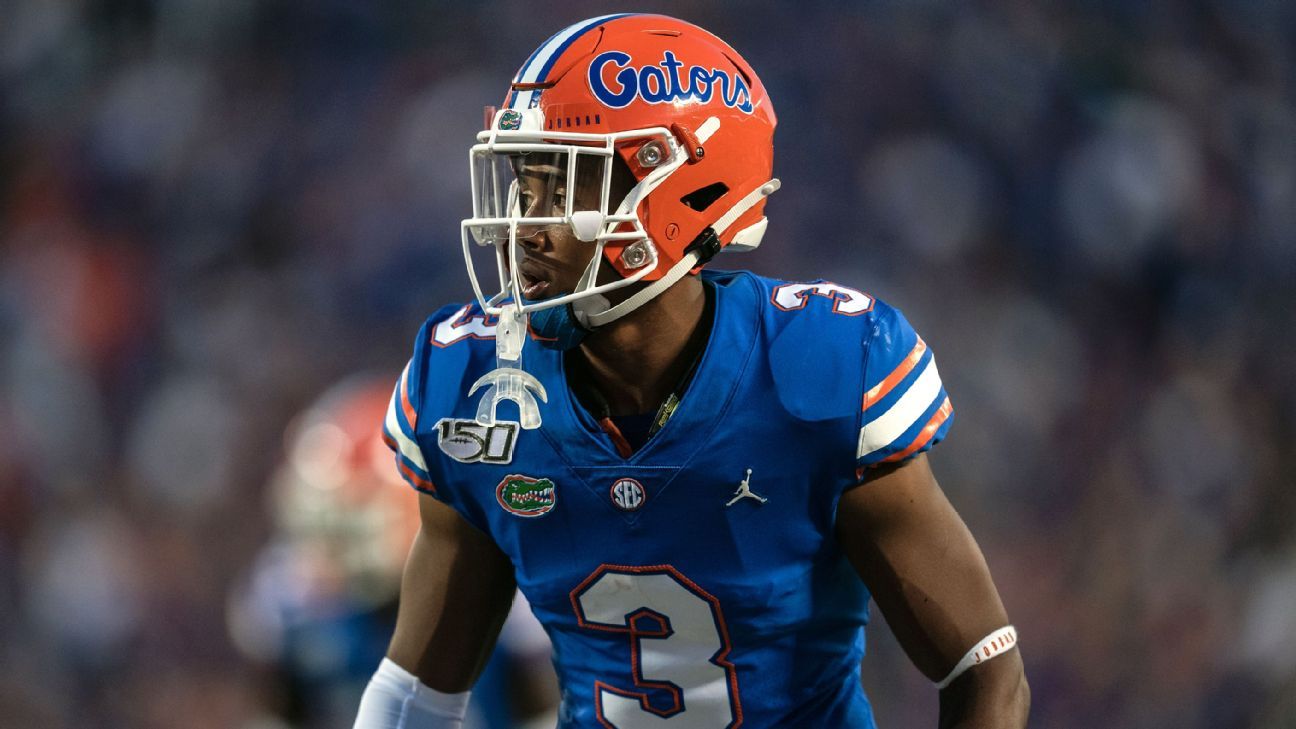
(685, 227, 723, 265)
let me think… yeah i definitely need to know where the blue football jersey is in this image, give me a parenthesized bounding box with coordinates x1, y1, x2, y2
(382, 270, 952, 728)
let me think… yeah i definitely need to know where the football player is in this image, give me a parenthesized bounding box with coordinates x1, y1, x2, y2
(356, 14, 1028, 729)
(227, 376, 556, 729)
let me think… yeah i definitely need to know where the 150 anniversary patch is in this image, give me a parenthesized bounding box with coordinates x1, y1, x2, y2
(436, 418, 518, 464)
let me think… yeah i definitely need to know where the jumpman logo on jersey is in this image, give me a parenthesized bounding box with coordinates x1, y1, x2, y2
(726, 468, 767, 507)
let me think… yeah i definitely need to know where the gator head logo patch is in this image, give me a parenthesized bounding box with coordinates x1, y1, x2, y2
(496, 474, 556, 517)
(498, 109, 523, 130)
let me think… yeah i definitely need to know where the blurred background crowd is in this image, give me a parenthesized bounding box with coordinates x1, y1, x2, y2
(1, 0, 1294, 727)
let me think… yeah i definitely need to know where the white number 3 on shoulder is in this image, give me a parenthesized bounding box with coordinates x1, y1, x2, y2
(771, 282, 873, 316)
(572, 566, 742, 728)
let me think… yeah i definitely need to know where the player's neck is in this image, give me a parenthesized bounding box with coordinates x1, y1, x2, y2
(572, 276, 711, 416)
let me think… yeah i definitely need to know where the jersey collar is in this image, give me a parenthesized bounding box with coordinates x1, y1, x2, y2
(531, 270, 760, 467)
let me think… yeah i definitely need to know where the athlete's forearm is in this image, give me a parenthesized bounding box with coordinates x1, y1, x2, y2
(386, 495, 516, 692)
(937, 653, 1030, 729)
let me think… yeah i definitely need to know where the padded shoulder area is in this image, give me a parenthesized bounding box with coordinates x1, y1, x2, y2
(408, 302, 503, 426)
(745, 274, 879, 423)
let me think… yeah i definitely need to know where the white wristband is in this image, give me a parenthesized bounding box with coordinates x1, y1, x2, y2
(934, 625, 1018, 690)
(353, 658, 471, 729)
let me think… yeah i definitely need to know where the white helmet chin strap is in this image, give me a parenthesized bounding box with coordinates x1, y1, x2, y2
(585, 178, 781, 328)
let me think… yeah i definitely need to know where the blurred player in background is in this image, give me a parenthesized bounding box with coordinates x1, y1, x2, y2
(357, 14, 1028, 729)
(228, 376, 556, 728)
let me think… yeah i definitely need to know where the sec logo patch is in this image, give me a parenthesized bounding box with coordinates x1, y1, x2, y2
(610, 478, 646, 512)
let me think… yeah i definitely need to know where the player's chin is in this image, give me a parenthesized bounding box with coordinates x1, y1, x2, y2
(521, 277, 580, 304)
(520, 267, 583, 301)
(521, 276, 550, 301)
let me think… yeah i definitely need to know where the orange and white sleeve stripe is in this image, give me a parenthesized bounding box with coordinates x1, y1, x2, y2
(381, 360, 436, 493)
(857, 337, 953, 467)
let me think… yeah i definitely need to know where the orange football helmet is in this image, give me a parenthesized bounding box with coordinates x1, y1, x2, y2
(461, 14, 779, 427)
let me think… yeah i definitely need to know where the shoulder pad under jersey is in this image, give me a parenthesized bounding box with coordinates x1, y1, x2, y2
(381, 302, 501, 496)
(752, 275, 953, 472)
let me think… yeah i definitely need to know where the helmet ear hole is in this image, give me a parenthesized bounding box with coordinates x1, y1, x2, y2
(680, 182, 729, 212)
(722, 52, 754, 86)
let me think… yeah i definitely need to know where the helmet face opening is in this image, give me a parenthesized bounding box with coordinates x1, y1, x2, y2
(465, 148, 614, 310)
(461, 124, 680, 317)
(468, 150, 610, 248)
